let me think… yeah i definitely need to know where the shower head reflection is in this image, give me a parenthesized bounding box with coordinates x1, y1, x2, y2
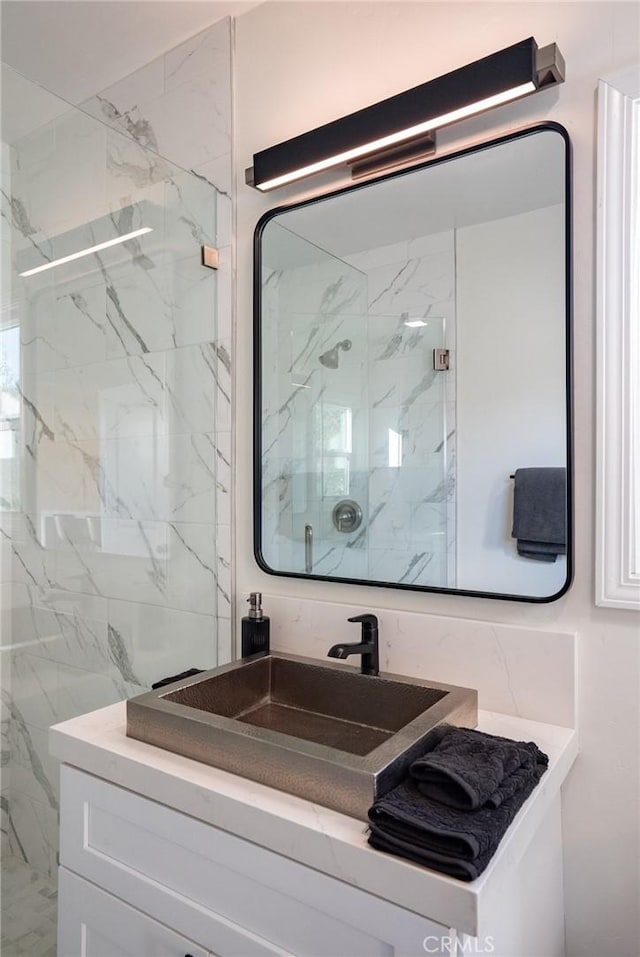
(319, 339, 352, 369)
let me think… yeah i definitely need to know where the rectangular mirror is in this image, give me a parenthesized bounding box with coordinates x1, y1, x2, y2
(254, 124, 572, 602)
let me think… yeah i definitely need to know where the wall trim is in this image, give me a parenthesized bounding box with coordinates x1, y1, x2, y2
(596, 65, 640, 609)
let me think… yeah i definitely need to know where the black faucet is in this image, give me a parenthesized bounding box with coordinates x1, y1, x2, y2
(327, 614, 379, 676)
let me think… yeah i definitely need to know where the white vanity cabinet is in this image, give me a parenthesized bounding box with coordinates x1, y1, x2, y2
(58, 766, 451, 957)
(58, 868, 211, 957)
(52, 704, 577, 957)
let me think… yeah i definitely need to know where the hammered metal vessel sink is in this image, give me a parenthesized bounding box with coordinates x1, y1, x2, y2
(126, 652, 477, 820)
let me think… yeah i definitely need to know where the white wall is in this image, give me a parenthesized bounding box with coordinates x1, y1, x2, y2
(234, 4, 640, 955)
(456, 204, 566, 596)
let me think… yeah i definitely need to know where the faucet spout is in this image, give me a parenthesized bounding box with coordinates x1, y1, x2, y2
(327, 641, 369, 660)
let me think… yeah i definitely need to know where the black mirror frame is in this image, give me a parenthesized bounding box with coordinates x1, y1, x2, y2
(253, 122, 573, 603)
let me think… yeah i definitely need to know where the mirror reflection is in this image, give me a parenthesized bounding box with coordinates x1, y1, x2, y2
(255, 125, 571, 601)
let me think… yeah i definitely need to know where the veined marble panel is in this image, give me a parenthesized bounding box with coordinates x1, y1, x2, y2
(0, 790, 10, 857)
(105, 125, 170, 195)
(11, 652, 143, 732)
(369, 351, 444, 411)
(139, 72, 230, 174)
(0, 662, 11, 794)
(172, 256, 218, 349)
(348, 231, 455, 320)
(52, 518, 167, 605)
(311, 541, 369, 580)
(14, 581, 107, 624)
(341, 229, 457, 587)
(165, 522, 217, 616)
(23, 341, 223, 458)
(21, 282, 109, 375)
(7, 702, 58, 811)
(12, 109, 106, 245)
(368, 547, 446, 587)
(215, 523, 231, 621)
(260, 249, 368, 574)
(10, 653, 71, 732)
(106, 600, 217, 686)
(32, 431, 218, 525)
(80, 19, 232, 188)
(165, 341, 227, 434)
(214, 430, 231, 529)
(214, 190, 232, 247)
(261, 454, 295, 546)
(0, 240, 12, 311)
(4, 21, 232, 892)
(10, 515, 57, 592)
(11, 599, 109, 674)
(6, 787, 57, 877)
(367, 499, 413, 550)
(22, 353, 166, 446)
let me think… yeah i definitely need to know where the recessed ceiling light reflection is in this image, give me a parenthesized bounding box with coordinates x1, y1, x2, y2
(19, 227, 153, 277)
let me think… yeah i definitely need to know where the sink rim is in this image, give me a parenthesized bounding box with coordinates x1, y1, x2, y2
(127, 651, 476, 774)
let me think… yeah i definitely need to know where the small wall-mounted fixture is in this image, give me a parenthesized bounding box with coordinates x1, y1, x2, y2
(201, 245, 220, 270)
(246, 37, 564, 191)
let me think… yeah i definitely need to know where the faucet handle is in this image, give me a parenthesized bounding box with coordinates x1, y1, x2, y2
(347, 613, 378, 628)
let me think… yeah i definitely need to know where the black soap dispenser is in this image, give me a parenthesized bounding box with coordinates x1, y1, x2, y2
(241, 592, 270, 657)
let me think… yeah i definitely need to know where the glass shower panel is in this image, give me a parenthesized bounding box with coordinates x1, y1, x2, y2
(0, 61, 222, 904)
(260, 223, 369, 577)
(366, 312, 451, 588)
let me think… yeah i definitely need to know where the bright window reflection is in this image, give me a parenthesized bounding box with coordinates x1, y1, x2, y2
(388, 427, 403, 468)
(318, 403, 352, 497)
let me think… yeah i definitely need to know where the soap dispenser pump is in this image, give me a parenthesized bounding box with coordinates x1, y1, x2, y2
(241, 592, 270, 657)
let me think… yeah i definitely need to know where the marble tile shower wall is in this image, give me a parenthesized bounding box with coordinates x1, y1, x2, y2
(261, 248, 370, 578)
(347, 231, 457, 588)
(261, 228, 457, 588)
(0, 19, 232, 877)
(1, 138, 15, 860)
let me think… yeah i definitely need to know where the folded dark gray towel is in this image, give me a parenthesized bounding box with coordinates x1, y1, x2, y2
(410, 727, 548, 810)
(512, 467, 567, 562)
(368, 759, 547, 882)
(368, 823, 487, 882)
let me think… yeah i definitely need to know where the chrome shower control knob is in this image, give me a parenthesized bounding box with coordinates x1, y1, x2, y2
(332, 499, 363, 533)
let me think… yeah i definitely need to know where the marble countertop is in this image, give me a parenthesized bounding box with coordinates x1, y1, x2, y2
(50, 703, 577, 937)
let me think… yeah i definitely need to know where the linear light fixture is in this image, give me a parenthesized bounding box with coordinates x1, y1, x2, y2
(247, 37, 564, 191)
(19, 227, 153, 277)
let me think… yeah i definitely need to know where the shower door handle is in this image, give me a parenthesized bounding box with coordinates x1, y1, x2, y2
(304, 523, 313, 573)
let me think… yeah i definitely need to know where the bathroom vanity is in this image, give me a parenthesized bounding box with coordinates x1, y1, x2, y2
(50, 702, 576, 957)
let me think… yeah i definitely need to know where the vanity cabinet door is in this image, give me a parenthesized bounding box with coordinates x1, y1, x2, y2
(58, 867, 210, 957)
(59, 765, 449, 957)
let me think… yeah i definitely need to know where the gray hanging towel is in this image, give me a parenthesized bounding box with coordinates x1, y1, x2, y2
(511, 467, 567, 562)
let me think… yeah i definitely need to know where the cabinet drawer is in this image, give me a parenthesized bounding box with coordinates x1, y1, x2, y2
(60, 766, 447, 957)
(58, 868, 210, 957)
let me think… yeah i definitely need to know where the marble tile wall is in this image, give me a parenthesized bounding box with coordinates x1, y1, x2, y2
(0, 18, 232, 878)
(260, 227, 457, 588)
(76, 18, 233, 638)
(261, 238, 369, 578)
(347, 231, 456, 587)
(1, 139, 17, 860)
